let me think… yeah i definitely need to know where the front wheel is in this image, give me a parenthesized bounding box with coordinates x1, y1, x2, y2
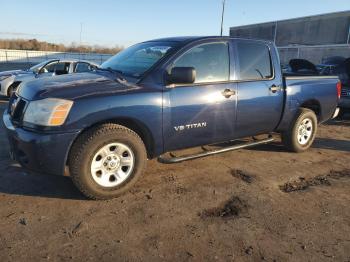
(7, 86, 14, 97)
(281, 108, 318, 153)
(7, 82, 21, 97)
(68, 124, 147, 200)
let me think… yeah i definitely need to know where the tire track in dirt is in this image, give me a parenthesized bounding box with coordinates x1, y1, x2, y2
(280, 169, 350, 192)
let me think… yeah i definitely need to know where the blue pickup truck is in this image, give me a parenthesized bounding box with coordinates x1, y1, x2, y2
(3, 37, 341, 199)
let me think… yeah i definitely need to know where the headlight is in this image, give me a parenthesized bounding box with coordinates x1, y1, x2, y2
(0, 75, 11, 81)
(23, 98, 73, 126)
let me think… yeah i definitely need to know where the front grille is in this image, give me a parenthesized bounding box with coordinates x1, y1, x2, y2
(341, 88, 350, 97)
(8, 93, 27, 124)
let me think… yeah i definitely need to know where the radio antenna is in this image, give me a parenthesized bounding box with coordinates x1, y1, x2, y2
(220, 0, 226, 36)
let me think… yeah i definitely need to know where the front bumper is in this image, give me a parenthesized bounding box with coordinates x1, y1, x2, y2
(0, 81, 5, 96)
(3, 112, 79, 176)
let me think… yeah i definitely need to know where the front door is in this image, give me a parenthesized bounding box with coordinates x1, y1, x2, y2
(163, 41, 237, 152)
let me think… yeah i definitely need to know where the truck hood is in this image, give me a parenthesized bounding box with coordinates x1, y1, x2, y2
(17, 72, 143, 101)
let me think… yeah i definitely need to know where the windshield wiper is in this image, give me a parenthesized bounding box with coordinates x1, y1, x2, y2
(97, 67, 126, 82)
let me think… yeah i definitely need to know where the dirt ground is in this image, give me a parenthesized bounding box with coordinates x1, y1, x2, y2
(0, 97, 349, 262)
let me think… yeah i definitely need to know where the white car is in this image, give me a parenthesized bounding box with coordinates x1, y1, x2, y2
(0, 59, 99, 97)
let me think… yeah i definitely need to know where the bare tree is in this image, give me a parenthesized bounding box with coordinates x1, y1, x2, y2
(0, 38, 123, 54)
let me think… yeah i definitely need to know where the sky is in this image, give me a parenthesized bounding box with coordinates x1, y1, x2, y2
(0, 0, 349, 48)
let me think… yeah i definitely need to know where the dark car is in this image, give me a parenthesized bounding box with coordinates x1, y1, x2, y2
(336, 58, 350, 117)
(283, 59, 319, 76)
(316, 56, 350, 117)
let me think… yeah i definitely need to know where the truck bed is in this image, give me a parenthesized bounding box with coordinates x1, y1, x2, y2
(277, 75, 339, 131)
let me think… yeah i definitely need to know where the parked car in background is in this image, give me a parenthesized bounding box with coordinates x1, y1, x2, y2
(283, 59, 319, 76)
(3, 36, 341, 199)
(0, 59, 99, 97)
(322, 56, 346, 64)
(335, 58, 350, 117)
(314, 56, 350, 118)
(317, 56, 346, 76)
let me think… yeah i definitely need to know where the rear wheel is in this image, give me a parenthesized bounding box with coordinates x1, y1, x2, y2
(282, 108, 317, 153)
(69, 124, 147, 200)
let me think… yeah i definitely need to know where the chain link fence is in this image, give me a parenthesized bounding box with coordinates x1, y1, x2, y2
(278, 44, 350, 65)
(0, 49, 113, 71)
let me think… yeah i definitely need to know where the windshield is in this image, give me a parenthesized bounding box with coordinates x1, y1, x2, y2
(100, 41, 178, 78)
(29, 60, 54, 73)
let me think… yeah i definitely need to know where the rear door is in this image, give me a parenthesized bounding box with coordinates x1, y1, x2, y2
(53, 62, 71, 75)
(163, 41, 237, 151)
(234, 40, 284, 138)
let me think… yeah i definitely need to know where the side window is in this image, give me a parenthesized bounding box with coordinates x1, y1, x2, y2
(173, 42, 230, 83)
(236, 42, 273, 80)
(40, 61, 58, 73)
(54, 62, 70, 75)
(75, 62, 93, 73)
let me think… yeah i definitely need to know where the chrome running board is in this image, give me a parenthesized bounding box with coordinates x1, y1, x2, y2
(158, 137, 274, 164)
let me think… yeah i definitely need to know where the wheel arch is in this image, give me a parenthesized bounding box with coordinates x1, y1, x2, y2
(300, 99, 321, 120)
(7, 81, 22, 96)
(67, 117, 156, 162)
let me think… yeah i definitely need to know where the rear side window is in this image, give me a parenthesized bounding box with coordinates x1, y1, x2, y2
(237, 42, 273, 80)
(173, 42, 230, 83)
(75, 62, 93, 73)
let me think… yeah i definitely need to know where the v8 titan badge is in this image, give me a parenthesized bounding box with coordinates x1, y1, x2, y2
(174, 122, 207, 132)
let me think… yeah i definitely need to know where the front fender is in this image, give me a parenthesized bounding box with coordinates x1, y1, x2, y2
(65, 92, 164, 156)
(0, 76, 15, 96)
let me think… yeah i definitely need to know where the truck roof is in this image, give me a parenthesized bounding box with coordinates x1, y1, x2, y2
(147, 36, 272, 45)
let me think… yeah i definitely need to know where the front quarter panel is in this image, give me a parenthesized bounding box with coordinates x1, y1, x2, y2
(64, 90, 164, 156)
(14, 73, 36, 83)
(0, 76, 15, 96)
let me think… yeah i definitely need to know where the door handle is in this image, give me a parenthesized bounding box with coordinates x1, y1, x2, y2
(221, 88, 236, 98)
(269, 85, 281, 93)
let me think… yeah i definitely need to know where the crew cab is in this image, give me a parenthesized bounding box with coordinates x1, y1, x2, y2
(3, 37, 341, 199)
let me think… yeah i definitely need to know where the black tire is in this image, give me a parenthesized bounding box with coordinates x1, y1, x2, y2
(7, 86, 14, 97)
(281, 108, 318, 153)
(7, 82, 21, 97)
(337, 108, 346, 119)
(68, 123, 147, 200)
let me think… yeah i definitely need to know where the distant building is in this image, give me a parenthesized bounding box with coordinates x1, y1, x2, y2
(230, 11, 350, 65)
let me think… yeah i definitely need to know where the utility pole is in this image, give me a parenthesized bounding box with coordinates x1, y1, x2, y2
(220, 0, 226, 36)
(79, 22, 83, 47)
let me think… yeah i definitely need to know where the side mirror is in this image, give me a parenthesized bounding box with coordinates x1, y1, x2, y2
(167, 67, 196, 85)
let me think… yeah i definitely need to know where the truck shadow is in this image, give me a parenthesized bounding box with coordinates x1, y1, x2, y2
(326, 118, 350, 127)
(313, 138, 350, 152)
(0, 164, 86, 200)
(247, 138, 350, 153)
(0, 137, 348, 200)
